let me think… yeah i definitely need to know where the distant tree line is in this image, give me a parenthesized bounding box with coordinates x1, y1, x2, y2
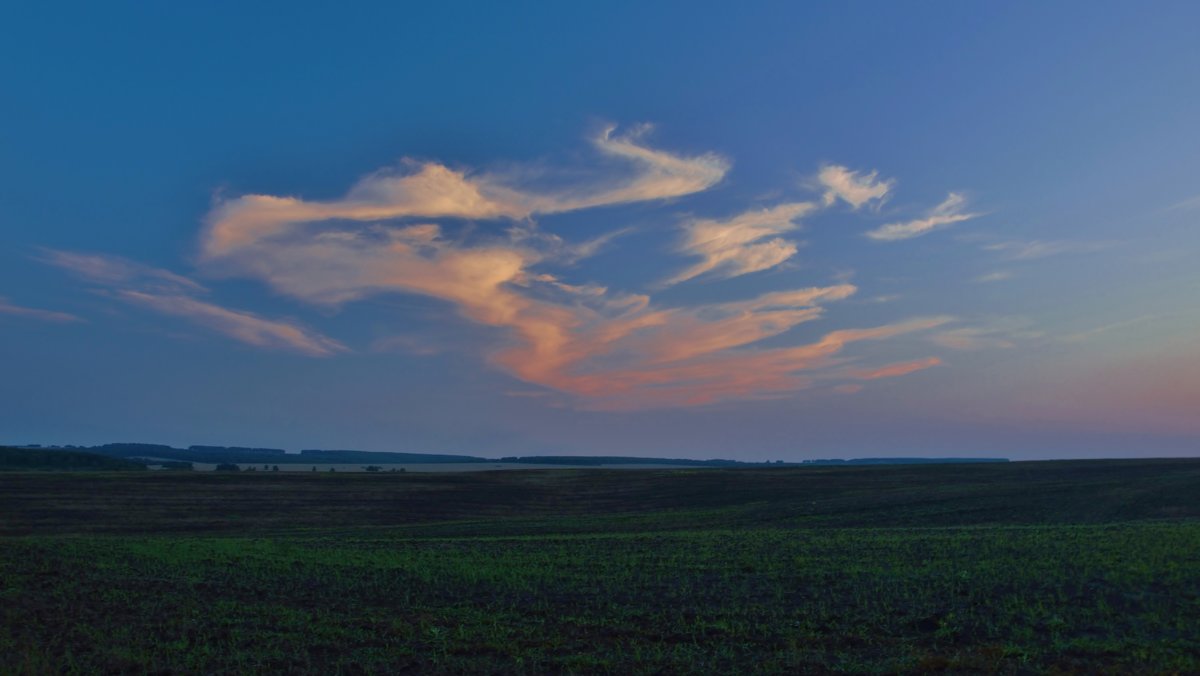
(0, 447, 146, 471)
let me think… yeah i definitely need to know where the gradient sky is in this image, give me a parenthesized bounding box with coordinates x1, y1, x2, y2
(3, 3, 1199, 459)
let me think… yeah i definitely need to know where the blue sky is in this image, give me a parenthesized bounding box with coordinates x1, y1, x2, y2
(2, 3, 1198, 459)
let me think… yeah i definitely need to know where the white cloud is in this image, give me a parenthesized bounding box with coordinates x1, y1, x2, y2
(664, 202, 816, 285)
(866, 192, 978, 241)
(818, 165, 893, 209)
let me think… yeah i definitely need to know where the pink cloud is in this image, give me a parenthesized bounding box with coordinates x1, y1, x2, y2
(847, 356, 943, 380)
(175, 126, 958, 406)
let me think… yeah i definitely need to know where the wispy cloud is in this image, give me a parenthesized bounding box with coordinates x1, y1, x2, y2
(192, 123, 966, 407)
(43, 250, 343, 356)
(846, 356, 942, 380)
(558, 315, 952, 409)
(0, 297, 84, 323)
(114, 290, 346, 356)
(932, 327, 1012, 350)
(38, 249, 206, 293)
(194, 194, 946, 406)
(866, 192, 979, 241)
(1166, 194, 1200, 212)
(664, 202, 816, 285)
(40, 125, 971, 407)
(973, 271, 1012, 283)
(930, 318, 1039, 351)
(1059, 314, 1166, 344)
(201, 124, 728, 260)
(866, 294, 902, 304)
(369, 334, 444, 356)
(981, 239, 1113, 260)
(818, 165, 893, 209)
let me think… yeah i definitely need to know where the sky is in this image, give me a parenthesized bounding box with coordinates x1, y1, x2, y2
(2, 2, 1199, 460)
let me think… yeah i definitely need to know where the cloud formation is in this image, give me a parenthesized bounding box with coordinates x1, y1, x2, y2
(43, 250, 344, 356)
(982, 239, 1112, 260)
(45, 125, 970, 407)
(818, 165, 893, 209)
(38, 249, 205, 293)
(847, 356, 942, 380)
(1166, 194, 1200, 212)
(929, 318, 1040, 351)
(974, 271, 1012, 283)
(931, 327, 1013, 350)
(201, 125, 728, 259)
(116, 290, 346, 356)
(664, 202, 816, 285)
(192, 126, 966, 406)
(0, 297, 83, 323)
(194, 199, 950, 407)
(866, 192, 978, 241)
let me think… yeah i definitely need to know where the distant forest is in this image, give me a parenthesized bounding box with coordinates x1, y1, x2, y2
(4, 443, 1008, 468)
(0, 446, 147, 471)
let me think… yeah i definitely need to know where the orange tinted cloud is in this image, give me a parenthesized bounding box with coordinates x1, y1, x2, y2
(184, 126, 960, 406)
(847, 356, 943, 380)
(201, 126, 727, 259)
(194, 191, 955, 406)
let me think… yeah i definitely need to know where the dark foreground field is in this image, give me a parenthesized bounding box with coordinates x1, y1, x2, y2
(2, 460, 1199, 673)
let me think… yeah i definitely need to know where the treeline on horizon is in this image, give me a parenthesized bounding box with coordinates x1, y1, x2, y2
(0, 446, 147, 472)
(2, 442, 1008, 468)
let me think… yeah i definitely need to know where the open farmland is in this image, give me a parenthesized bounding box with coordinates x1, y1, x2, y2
(2, 460, 1199, 673)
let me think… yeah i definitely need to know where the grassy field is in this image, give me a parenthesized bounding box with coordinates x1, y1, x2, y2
(2, 460, 1198, 673)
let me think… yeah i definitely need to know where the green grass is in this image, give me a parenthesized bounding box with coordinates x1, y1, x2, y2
(2, 460, 1199, 673)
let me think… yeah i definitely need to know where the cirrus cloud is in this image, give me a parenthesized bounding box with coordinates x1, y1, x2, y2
(0, 296, 83, 323)
(201, 124, 729, 259)
(664, 202, 816, 286)
(818, 165, 894, 209)
(866, 192, 979, 241)
(43, 250, 345, 357)
(46, 124, 969, 407)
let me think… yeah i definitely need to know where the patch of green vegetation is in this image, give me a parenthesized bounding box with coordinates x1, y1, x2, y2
(1, 460, 1198, 673)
